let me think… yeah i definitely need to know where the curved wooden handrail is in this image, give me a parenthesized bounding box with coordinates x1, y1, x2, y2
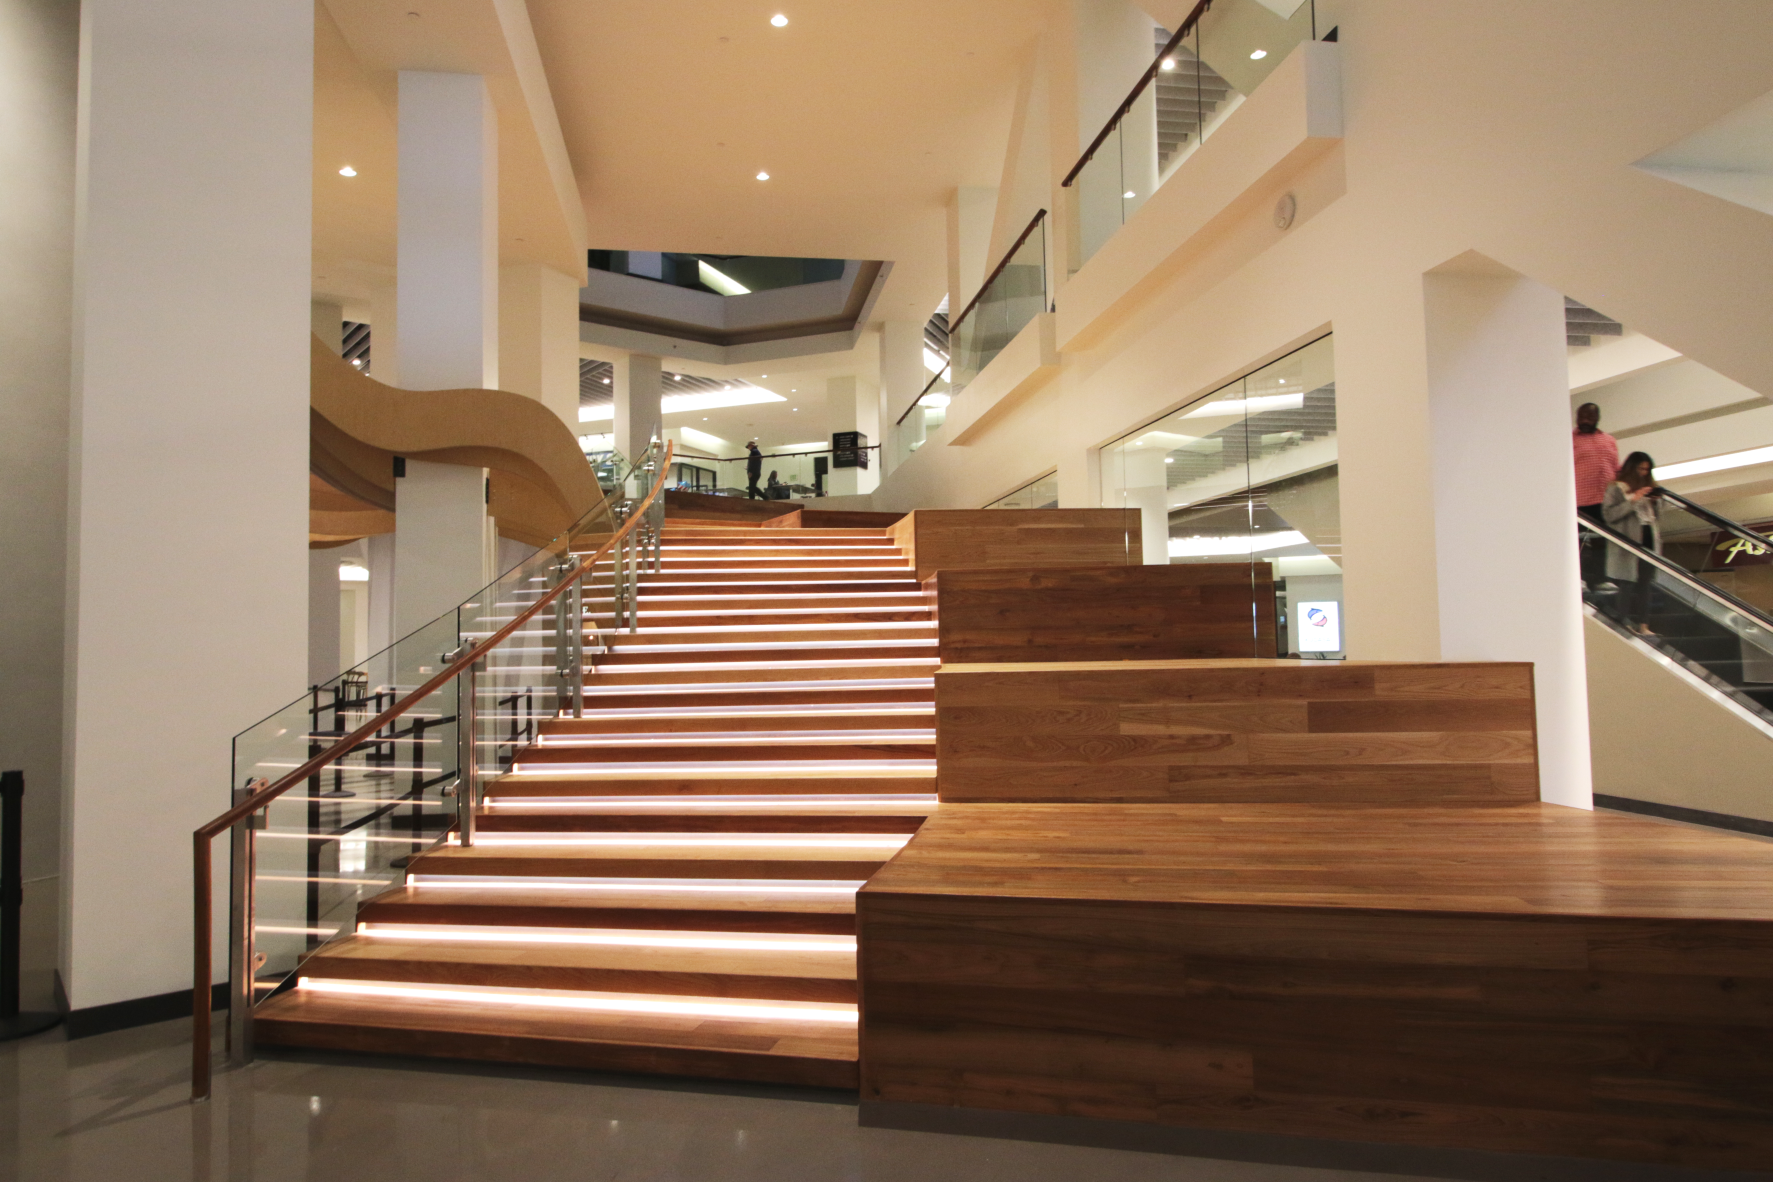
(191, 441, 674, 1100)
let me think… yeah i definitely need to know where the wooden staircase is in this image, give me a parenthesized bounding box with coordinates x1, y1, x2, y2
(253, 523, 935, 1087)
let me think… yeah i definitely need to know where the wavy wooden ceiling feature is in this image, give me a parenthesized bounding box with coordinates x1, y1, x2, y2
(310, 334, 605, 548)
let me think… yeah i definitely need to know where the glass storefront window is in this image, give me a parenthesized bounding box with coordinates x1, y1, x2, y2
(1098, 334, 1340, 657)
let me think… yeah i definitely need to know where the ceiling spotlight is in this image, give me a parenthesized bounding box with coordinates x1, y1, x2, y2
(338, 166, 357, 177)
(603, 377, 611, 383)
(674, 374, 683, 381)
(1250, 48, 1267, 59)
(770, 13, 788, 26)
(1160, 58, 1175, 71)
(756, 171, 770, 181)
(1123, 190, 1136, 199)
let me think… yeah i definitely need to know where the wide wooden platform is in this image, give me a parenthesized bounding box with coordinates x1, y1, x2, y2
(858, 800, 1773, 1171)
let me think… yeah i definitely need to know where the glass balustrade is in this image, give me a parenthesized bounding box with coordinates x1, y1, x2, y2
(1099, 333, 1338, 657)
(695, 447, 880, 498)
(1067, 0, 1318, 272)
(948, 212, 1048, 395)
(1636, 491, 1773, 619)
(986, 472, 1059, 510)
(228, 445, 645, 1013)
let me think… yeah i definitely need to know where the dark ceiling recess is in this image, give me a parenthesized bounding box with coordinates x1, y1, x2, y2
(1565, 299, 1623, 347)
(342, 321, 371, 372)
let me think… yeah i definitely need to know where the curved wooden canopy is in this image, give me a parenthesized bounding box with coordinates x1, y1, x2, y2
(309, 334, 605, 548)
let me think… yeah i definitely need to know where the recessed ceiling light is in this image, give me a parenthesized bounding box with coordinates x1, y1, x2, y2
(339, 166, 357, 177)
(603, 377, 611, 383)
(674, 374, 683, 381)
(1123, 190, 1135, 199)
(1160, 58, 1175, 70)
(1250, 48, 1267, 59)
(756, 171, 770, 181)
(770, 13, 788, 26)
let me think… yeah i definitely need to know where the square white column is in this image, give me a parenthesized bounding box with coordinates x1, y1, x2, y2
(614, 354, 662, 466)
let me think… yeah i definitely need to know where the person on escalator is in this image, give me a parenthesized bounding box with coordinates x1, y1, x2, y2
(1573, 402, 1618, 591)
(744, 441, 764, 500)
(1602, 451, 1662, 635)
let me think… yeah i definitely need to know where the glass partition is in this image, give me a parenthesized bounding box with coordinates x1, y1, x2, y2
(701, 446, 881, 498)
(1067, 0, 1317, 272)
(949, 213, 1048, 395)
(1099, 333, 1339, 657)
(986, 472, 1059, 510)
(1640, 494, 1773, 620)
(893, 372, 950, 468)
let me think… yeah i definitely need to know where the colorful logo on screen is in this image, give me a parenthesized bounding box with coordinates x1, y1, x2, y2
(1305, 607, 1329, 628)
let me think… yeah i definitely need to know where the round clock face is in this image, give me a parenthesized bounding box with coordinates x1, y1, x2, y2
(1274, 192, 1297, 230)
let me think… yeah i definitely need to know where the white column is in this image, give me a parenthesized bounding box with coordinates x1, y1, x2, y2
(310, 299, 343, 354)
(367, 282, 398, 385)
(1423, 266, 1592, 809)
(499, 262, 581, 427)
(880, 320, 924, 471)
(1119, 448, 1170, 563)
(308, 549, 341, 687)
(366, 531, 396, 656)
(393, 71, 496, 637)
(394, 463, 494, 638)
(65, 0, 311, 1010)
(854, 377, 881, 494)
(396, 71, 496, 391)
(613, 353, 662, 465)
(826, 375, 861, 496)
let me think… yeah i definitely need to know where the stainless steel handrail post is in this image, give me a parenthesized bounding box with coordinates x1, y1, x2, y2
(226, 780, 263, 1067)
(570, 573, 585, 718)
(454, 659, 481, 847)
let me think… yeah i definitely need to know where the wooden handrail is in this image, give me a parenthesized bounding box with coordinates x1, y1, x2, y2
(191, 441, 674, 1100)
(1061, 0, 1213, 188)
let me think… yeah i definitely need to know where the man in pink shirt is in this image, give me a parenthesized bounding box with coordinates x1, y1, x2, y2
(1573, 402, 1619, 588)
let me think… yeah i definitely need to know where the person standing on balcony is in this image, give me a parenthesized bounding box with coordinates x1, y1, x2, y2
(745, 441, 764, 500)
(1603, 451, 1663, 635)
(1573, 402, 1618, 590)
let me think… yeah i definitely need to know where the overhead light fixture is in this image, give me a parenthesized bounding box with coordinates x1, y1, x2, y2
(338, 564, 369, 582)
(1160, 58, 1175, 70)
(770, 13, 788, 26)
(1656, 445, 1773, 481)
(338, 166, 357, 177)
(698, 260, 750, 296)
(1164, 457, 1174, 464)
(1182, 392, 1303, 418)
(1123, 190, 1136, 199)
(1250, 48, 1267, 59)
(756, 171, 770, 181)
(603, 377, 611, 383)
(673, 374, 683, 381)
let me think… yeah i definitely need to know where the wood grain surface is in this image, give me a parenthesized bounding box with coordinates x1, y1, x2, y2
(932, 564, 1275, 662)
(886, 509, 1138, 581)
(858, 801, 1773, 1169)
(935, 659, 1538, 805)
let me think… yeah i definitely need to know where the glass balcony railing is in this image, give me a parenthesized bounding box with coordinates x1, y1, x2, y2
(1065, 0, 1319, 272)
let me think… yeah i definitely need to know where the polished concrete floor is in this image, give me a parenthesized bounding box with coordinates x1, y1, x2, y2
(3, 1015, 1767, 1182)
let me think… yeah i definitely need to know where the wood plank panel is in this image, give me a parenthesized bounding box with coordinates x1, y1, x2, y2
(887, 509, 1138, 582)
(936, 659, 1538, 805)
(932, 564, 1275, 662)
(857, 802, 1773, 1170)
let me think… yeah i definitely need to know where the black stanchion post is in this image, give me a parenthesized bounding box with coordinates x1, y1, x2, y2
(0, 770, 61, 1040)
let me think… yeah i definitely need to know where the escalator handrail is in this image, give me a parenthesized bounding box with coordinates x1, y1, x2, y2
(1578, 514, 1773, 636)
(1652, 486, 1773, 554)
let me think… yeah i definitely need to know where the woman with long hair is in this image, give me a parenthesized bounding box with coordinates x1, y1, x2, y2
(1601, 450, 1662, 634)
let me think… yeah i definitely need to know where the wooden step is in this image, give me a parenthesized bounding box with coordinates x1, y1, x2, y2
(630, 571, 919, 586)
(562, 686, 934, 710)
(594, 642, 937, 665)
(358, 882, 858, 933)
(478, 812, 927, 833)
(542, 710, 933, 734)
(295, 930, 857, 1002)
(581, 663, 938, 686)
(660, 528, 889, 540)
(407, 841, 900, 880)
(253, 986, 858, 1088)
(514, 737, 937, 765)
(486, 773, 937, 797)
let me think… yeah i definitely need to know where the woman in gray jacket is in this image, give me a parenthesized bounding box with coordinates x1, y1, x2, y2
(1602, 451, 1662, 634)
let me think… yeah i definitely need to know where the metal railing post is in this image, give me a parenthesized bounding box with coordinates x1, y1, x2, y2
(455, 659, 481, 847)
(570, 574, 585, 718)
(226, 779, 263, 1067)
(613, 511, 628, 630)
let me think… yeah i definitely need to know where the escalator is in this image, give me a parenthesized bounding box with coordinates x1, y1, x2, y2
(1580, 488, 1773, 723)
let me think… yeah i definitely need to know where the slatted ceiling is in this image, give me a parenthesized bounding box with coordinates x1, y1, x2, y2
(342, 321, 371, 373)
(923, 311, 949, 358)
(579, 359, 748, 409)
(1565, 297, 1623, 347)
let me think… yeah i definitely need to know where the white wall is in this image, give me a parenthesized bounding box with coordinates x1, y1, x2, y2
(876, 1, 1773, 808)
(0, 0, 77, 1009)
(64, 0, 312, 1010)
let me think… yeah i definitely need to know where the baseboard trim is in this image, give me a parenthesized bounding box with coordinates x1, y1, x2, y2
(858, 1101, 1767, 1182)
(61, 979, 228, 1040)
(1595, 794, 1773, 840)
